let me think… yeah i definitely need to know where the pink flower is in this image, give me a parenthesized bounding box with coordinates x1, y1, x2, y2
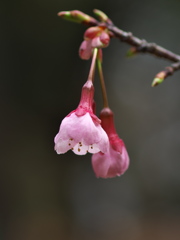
(54, 80, 109, 155)
(79, 26, 110, 60)
(92, 108, 130, 178)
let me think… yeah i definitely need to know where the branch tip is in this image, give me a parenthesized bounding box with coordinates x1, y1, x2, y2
(58, 10, 97, 25)
(93, 9, 113, 25)
(152, 77, 164, 87)
(58, 9, 180, 84)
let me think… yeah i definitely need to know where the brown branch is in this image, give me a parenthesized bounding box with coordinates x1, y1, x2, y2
(104, 25, 180, 62)
(84, 19, 180, 63)
(92, 22, 180, 86)
(59, 10, 180, 86)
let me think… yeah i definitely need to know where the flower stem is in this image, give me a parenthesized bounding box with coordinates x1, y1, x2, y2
(97, 51, 109, 108)
(88, 48, 98, 82)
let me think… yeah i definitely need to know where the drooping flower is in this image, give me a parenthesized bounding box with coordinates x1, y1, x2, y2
(79, 26, 110, 60)
(54, 80, 109, 155)
(92, 107, 130, 178)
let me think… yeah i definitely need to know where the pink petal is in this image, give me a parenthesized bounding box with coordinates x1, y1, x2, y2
(54, 138, 76, 154)
(91, 151, 110, 178)
(64, 113, 102, 145)
(79, 40, 92, 60)
(91, 144, 130, 178)
(54, 112, 109, 155)
(72, 141, 89, 155)
(99, 31, 110, 46)
(91, 37, 103, 48)
(88, 143, 102, 154)
(84, 26, 102, 39)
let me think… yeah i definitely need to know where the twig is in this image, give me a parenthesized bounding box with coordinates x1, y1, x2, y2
(58, 10, 180, 86)
(92, 23, 180, 85)
(152, 61, 180, 86)
(102, 25, 180, 62)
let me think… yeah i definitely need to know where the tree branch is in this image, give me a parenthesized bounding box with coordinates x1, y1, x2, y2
(103, 25, 180, 62)
(59, 10, 180, 86)
(95, 23, 180, 85)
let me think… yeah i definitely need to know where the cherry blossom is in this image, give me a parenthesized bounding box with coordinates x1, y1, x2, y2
(92, 108, 129, 178)
(54, 80, 109, 155)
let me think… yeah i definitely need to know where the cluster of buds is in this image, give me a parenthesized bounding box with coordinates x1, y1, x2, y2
(79, 26, 110, 60)
(54, 10, 130, 178)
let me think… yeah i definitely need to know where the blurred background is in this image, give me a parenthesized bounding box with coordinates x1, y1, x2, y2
(1, 0, 180, 239)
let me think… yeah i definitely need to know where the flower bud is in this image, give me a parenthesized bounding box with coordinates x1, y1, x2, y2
(151, 71, 166, 87)
(91, 107, 130, 178)
(58, 10, 97, 24)
(84, 26, 103, 39)
(93, 9, 113, 25)
(79, 40, 93, 60)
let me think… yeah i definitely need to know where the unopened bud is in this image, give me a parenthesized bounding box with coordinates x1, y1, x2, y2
(58, 10, 97, 24)
(99, 31, 110, 45)
(151, 77, 164, 87)
(79, 40, 92, 60)
(151, 71, 166, 87)
(93, 9, 113, 25)
(84, 27, 102, 40)
(126, 47, 137, 57)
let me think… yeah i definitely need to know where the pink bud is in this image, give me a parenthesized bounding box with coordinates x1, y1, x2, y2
(84, 26, 102, 39)
(91, 36, 104, 48)
(91, 108, 130, 178)
(79, 40, 93, 60)
(79, 27, 110, 60)
(99, 31, 110, 46)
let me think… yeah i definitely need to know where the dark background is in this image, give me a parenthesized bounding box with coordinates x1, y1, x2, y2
(1, 0, 180, 239)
